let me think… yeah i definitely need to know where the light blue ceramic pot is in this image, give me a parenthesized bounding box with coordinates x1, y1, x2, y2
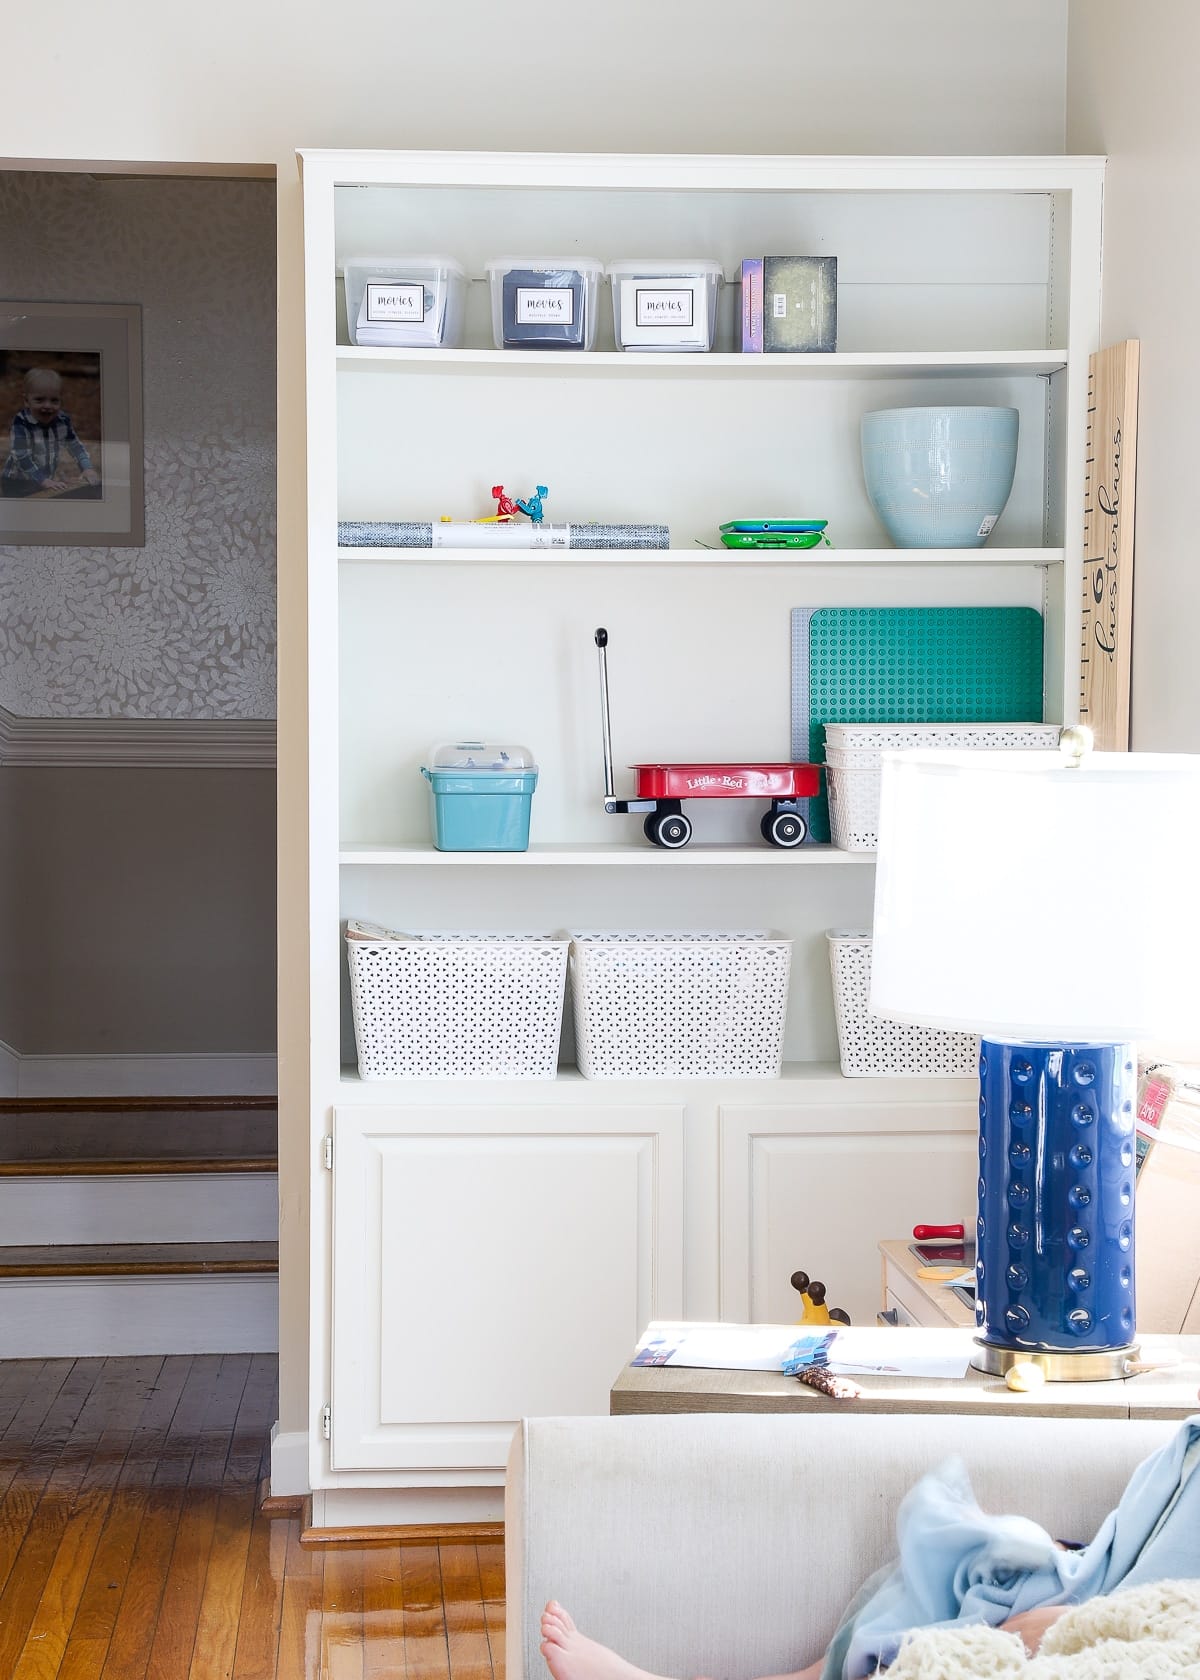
(861, 405, 1019, 548)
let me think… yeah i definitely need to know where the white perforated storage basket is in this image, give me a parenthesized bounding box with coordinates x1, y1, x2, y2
(346, 924, 568, 1079)
(823, 723, 1062, 752)
(827, 931, 978, 1077)
(824, 725, 1062, 850)
(826, 765, 881, 850)
(570, 932, 792, 1079)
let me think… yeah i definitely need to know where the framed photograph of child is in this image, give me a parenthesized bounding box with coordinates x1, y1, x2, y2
(0, 301, 144, 546)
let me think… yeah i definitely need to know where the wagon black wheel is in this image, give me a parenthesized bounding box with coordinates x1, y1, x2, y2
(653, 812, 692, 849)
(765, 810, 807, 848)
(644, 813, 663, 845)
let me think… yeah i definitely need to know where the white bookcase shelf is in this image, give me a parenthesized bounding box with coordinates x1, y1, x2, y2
(338, 841, 874, 866)
(336, 1062, 975, 1100)
(337, 345, 1069, 378)
(338, 545, 1065, 567)
(299, 146, 1104, 1512)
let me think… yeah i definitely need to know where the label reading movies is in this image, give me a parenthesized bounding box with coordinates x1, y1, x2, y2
(366, 282, 426, 322)
(635, 286, 695, 327)
(516, 287, 574, 324)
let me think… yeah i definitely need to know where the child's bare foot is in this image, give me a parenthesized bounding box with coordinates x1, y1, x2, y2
(540, 1602, 675, 1680)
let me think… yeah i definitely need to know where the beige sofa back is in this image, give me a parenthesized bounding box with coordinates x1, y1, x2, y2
(506, 1411, 1181, 1680)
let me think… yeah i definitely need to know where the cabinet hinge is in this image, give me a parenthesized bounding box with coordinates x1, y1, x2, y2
(321, 1404, 331, 1439)
(322, 1135, 334, 1170)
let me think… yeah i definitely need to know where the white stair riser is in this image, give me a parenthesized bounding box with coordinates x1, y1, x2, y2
(0, 1274, 278, 1356)
(0, 1172, 277, 1245)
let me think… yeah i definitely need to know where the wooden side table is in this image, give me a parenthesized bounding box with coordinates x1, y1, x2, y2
(879, 1238, 975, 1329)
(610, 1323, 1200, 1420)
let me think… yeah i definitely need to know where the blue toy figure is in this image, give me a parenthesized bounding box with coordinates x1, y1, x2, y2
(517, 484, 548, 523)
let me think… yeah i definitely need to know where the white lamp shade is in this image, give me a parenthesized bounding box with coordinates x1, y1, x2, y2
(870, 749, 1200, 1042)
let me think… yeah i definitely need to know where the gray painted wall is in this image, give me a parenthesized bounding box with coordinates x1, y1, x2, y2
(0, 174, 276, 720)
(0, 765, 275, 1055)
(0, 172, 276, 1060)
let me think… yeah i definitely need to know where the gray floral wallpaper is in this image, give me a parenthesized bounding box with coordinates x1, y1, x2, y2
(0, 173, 276, 719)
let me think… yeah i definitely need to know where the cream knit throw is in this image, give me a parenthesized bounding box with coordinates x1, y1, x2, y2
(879, 1578, 1200, 1679)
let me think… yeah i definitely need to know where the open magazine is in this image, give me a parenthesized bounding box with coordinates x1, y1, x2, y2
(631, 1323, 970, 1380)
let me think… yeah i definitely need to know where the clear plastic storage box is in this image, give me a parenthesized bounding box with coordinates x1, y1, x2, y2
(344, 255, 467, 348)
(485, 257, 604, 350)
(420, 741, 538, 851)
(608, 258, 723, 351)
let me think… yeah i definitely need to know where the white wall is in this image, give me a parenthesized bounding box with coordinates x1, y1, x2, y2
(0, 0, 1069, 1472)
(2, 1, 1067, 163)
(1067, 3, 1199, 750)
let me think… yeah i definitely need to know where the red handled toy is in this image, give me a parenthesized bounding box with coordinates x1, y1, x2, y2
(595, 628, 822, 849)
(913, 1223, 965, 1241)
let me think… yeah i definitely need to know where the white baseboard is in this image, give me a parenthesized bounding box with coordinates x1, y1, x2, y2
(270, 1425, 312, 1498)
(0, 1274, 278, 1356)
(12, 1052, 277, 1098)
(0, 1038, 17, 1097)
(310, 1485, 505, 1528)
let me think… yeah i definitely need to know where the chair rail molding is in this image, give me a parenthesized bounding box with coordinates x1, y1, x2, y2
(0, 705, 276, 769)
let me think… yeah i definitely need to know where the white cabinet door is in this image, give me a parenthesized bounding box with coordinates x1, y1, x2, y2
(720, 1097, 978, 1328)
(330, 1103, 683, 1471)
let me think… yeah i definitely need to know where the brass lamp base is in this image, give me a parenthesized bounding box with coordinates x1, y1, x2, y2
(971, 1339, 1140, 1383)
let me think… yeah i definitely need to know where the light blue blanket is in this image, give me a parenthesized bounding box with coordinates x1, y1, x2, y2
(822, 1415, 1200, 1678)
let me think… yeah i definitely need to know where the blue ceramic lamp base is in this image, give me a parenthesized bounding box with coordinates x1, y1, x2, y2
(971, 1039, 1139, 1381)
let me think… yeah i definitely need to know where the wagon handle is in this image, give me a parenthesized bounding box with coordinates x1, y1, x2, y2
(595, 627, 615, 801)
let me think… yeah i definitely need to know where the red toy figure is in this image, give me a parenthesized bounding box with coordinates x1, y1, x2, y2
(490, 485, 519, 521)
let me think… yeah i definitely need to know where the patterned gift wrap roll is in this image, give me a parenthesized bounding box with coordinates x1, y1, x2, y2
(337, 521, 670, 549)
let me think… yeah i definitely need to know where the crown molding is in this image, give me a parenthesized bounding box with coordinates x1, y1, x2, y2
(0, 706, 275, 769)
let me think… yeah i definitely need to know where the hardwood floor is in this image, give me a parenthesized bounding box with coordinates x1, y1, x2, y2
(0, 1356, 505, 1679)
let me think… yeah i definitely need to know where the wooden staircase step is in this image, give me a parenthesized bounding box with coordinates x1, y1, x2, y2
(0, 1095, 276, 1112)
(0, 1156, 278, 1177)
(0, 1242, 279, 1277)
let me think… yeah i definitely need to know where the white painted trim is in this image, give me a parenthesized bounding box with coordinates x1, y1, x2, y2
(0, 1273, 278, 1357)
(0, 705, 276, 768)
(269, 1425, 312, 1498)
(310, 1485, 504, 1528)
(13, 1052, 277, 1098)
(0, 1172, 278, 1246)
(0, 1038, 17, 1097)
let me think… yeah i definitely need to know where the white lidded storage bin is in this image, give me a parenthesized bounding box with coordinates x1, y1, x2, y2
(824, 723, 1062, 850)
(344, 255, 467, 348)
(346, 921, 568, 1079)
(570, 931, 791, 1079)
(486, 257, 604, 350)
(827, 931, 979, 1078)
(608, 258, 723, 351)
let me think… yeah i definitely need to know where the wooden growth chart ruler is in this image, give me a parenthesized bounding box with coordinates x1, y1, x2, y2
(1080, 340, 1140, 749)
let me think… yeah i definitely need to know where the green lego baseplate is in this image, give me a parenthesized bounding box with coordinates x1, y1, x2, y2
(790, 606, 1045, 843)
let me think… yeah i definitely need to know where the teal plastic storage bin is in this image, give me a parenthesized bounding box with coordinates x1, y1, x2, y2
(421, 741, 538, 851)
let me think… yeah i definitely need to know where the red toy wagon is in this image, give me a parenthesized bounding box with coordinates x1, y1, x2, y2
(594, 628, 822, 848)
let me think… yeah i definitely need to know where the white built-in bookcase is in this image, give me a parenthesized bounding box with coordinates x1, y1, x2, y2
(298, 151, 1104, 1522)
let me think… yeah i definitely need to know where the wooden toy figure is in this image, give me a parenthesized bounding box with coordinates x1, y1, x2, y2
(517, 484, 549, 523)
(790, 1269, 851, 1326)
